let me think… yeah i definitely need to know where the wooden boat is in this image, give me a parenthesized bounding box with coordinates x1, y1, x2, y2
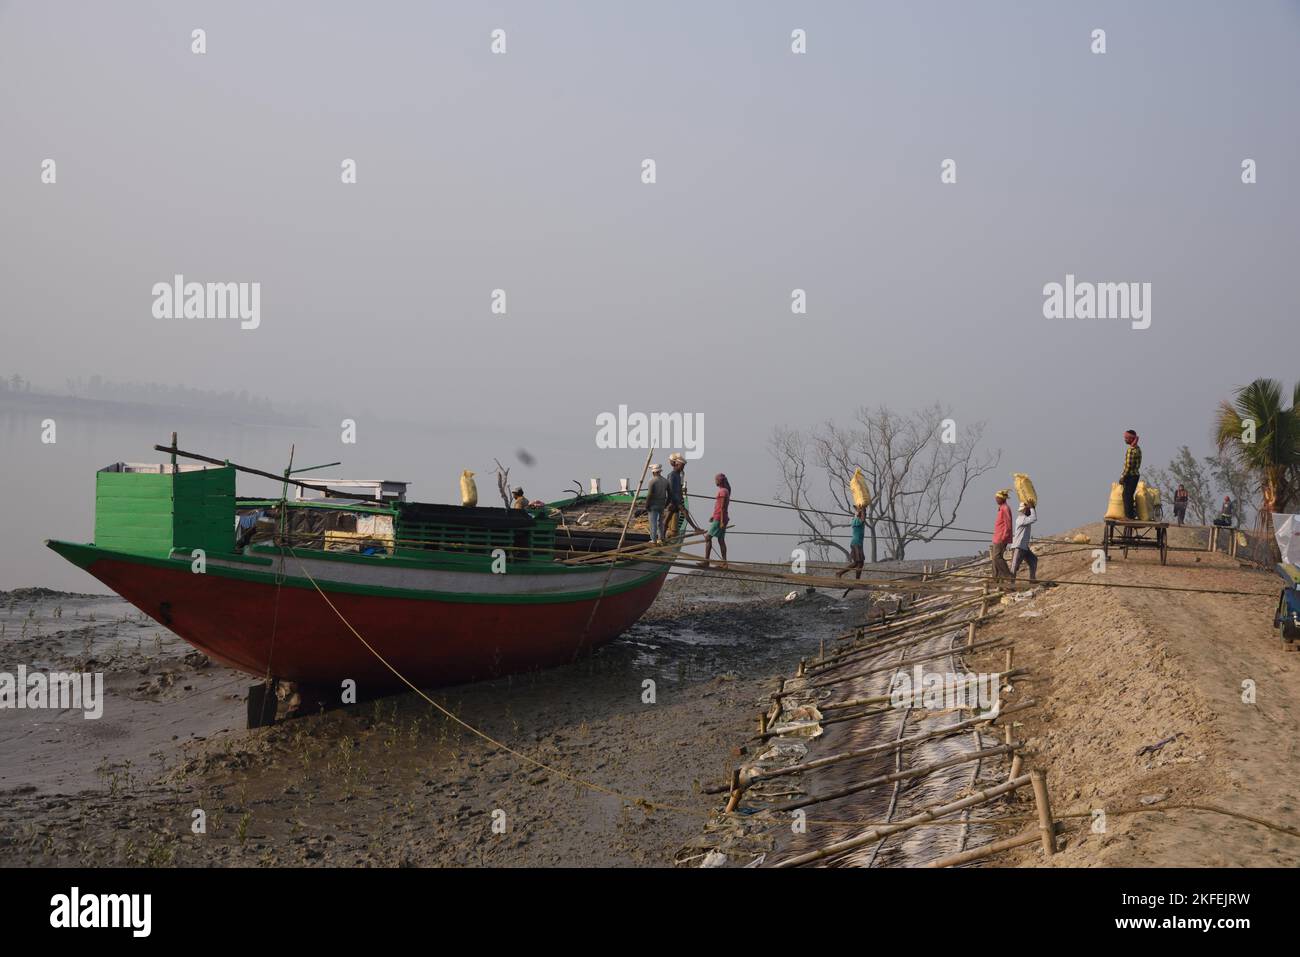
(46, 447, 680, 694)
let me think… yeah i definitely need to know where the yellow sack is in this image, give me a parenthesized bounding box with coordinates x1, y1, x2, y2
(1134, 480, 1151, 522)
(460, 469, 478, 507)
(1105, 482, 1127, 520)
(1013, 472, 1037, 508)
(1146, 486, 1161, 508)
(849, 468, 872, 509)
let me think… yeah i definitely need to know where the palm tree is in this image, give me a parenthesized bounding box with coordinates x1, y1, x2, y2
(1214, 379, 1300, 543)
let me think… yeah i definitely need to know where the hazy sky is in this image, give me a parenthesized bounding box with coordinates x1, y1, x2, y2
(3, 0, 1299, 585)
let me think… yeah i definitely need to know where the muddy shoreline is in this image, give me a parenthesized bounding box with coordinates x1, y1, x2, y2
(0, 572, 913, 867)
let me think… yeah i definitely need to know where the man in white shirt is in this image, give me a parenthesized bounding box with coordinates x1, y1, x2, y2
(1011, 502, 1038, 583)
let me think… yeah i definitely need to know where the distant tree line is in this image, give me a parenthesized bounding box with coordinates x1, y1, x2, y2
(1149, 378, 1300, 543)
(60, 375, 277, 415)
(1147, 446, 1252, 526)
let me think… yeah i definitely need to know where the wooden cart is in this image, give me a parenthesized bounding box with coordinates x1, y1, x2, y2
(1102, 518, 1168, 565)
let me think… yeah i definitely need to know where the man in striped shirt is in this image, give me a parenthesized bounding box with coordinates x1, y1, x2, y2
(1120, 430, 1142, 520)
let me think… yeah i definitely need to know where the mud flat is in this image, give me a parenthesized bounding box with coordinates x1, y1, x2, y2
(0, 572, 899, 867)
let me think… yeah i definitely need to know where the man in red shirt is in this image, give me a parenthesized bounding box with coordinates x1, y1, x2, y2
(702, 473, 731, 569)
(991, 490, 1014, 581)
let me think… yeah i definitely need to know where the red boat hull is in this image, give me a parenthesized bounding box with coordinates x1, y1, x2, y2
(80, 556, 667, 690)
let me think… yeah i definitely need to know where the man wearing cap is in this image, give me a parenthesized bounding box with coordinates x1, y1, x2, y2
(991, 490, 1014, 581)
(510, 487, 528, 510)
(645, 463, 670, 544)
(1120, 430, 1142, 520)
(664, 452, 703, 539)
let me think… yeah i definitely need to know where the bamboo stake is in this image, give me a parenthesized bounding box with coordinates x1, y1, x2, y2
(1031, 769, 1056, 856)
(773, 773, 1031, 867)
(924, 828, 1041, 868)
(724, 768, 742, 814)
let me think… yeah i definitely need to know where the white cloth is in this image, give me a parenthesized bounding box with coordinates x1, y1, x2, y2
(1012, 507, 1037, 550)
(1274, 513, 1300, 565)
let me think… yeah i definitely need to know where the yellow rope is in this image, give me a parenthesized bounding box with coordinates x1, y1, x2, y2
(286, 546, 697, 815)
(282, 547, 1300, 853)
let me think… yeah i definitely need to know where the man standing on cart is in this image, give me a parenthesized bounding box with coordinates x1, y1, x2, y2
(1120, 430, 1142, 520)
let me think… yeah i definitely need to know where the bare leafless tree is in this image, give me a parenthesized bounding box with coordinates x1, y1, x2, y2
(770, 404, 1000, 562)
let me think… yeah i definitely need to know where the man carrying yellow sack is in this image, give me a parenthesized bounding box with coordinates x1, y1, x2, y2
(1011, 500, 1038, 583)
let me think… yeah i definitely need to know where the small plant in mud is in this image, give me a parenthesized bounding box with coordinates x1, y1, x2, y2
(237, 812, 252, 844)
(144, 832, 176, 867)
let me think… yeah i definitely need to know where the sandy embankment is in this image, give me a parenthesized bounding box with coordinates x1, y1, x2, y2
(968, 524, 1300, 866)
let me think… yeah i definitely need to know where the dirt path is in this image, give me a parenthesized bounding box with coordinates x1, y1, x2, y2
(983, 526, 1300, 866)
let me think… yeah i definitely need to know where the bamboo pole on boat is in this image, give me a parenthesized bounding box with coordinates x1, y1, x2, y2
(154, 444, 334, 497)
(616, 448, 654, 553)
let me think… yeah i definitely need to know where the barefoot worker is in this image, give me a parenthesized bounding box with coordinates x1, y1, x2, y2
(1011, 500, 1038, 583)
(1120, 429, 1142, 520)
(645, 463, 669, 544)
(991, 490, 1014, 581)
(702, 473, 731, 568)
(836, 504, 867, 586)
(664, 452, 703, 539)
